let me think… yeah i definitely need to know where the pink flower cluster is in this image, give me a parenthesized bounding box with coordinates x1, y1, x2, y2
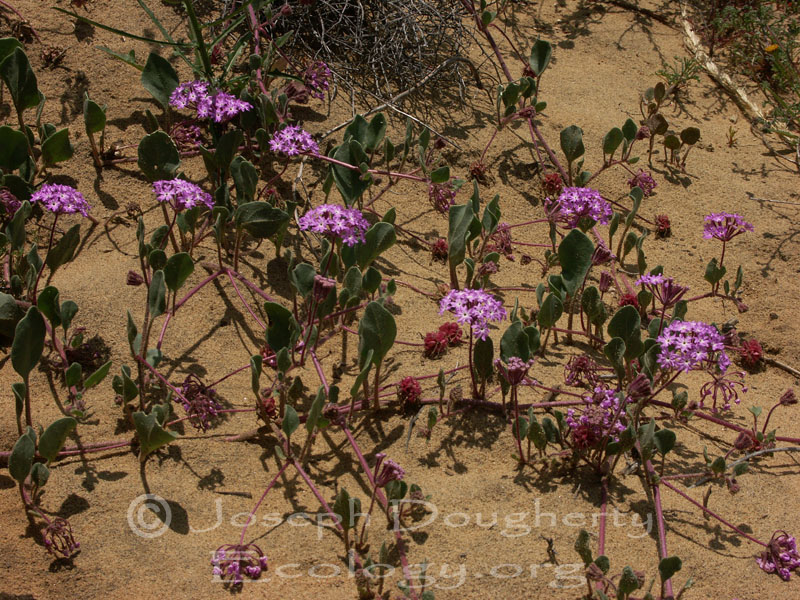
(304, 61, 331, 100)
(269, 125, 320, 156)
(656, 320, 730, 374)
(297, 203, 370, 246)
(153, 179, 214, 212)
(439, 288, 506, 340)
(428, 182, 456, 214)
(179, 374, 222, 432)
(211, 543, 268, 585)
(0, 188, 21, 218)
(548, 187, 612, 228)
(374, 453, 405, 487)
(703, 212, 753, 242)
(635, 273, 689, 308)
(566, 386, 629, 449)
(627, 170, 657, 197)
(757, 531, 800, 581)
(495, 356, 535, 386)
(169, 80, 252, 123)
(30, 183, 91, 217)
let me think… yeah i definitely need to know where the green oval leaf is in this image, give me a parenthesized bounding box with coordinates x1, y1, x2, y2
(0, 47, 40, 115)
(558, 229, 594, 297)
(680, 127, 700, 145)
(163, 252, 194, 293)
(234, 202, 289, 239)
(46, 223, 81, 275)
(282, 405, 299, 437)
(358, 301, 396, 367)
(133, 408, 178, 460)
(83, 93, 106, 135)
(41, 128, 74, 166)
(602, 127, 624, 157)
(84, 360, 112, 389)
(0, 125, 29, 171)
(141, 51, 179, 108)
(137, 130, 180, 182)
(11, 306, 45, 379)
(39, 416, 77, 463)
(9, 427, 36, 482)
(264, 302, 300, 353)
(430, 166, 450, 184)
(658, 556, 682, 583)
(528, 39, 552, 76)
(537, 293, 563, 329)
(560, 125, 585, 163)
(148, 270, 166, 318)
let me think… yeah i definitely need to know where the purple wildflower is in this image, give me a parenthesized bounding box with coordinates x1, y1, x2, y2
(628, 170, 657, 197)
(152, 179, 214, 212)
(548, 187, 612, 228)
(197, 91, 252, 123)
(373, 453, 405, 487)
(428, 182, 456, 214)
(269, 125, 319, 156)
(169, 120, 205, 151)
(297, 203, 369, 246)
(304, 61, 331, 100)
(312, 274, 336, 301)
(599, 271, 613, 294)
(699, 370, 747, 412)
(178, 374, 222, 432)
(211, 543, 268, 586)
(591, 239, 615, 265)
(30, 184, 91, 217)
(487, 222, 514, 260)
(703, 212, 753, 242)
(566, 386, 630, 449)
(170, 80, 251, 123)
(635, 274, 689, 308)
(564, 355, 599, 388)
(656, 320, 729, 374)
(170, 81, 210, 109)
(43, 517, 80, 558)
(0, 188, 21, 218)
(439, 288, 506, 341)
(757, 531, 800, 581)
(495, 356, 535, 386)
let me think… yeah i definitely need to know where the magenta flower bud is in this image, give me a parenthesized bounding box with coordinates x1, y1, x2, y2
(591, 240, 615, 266)
(312, 274, 336, 301)
(43, 517, 80, 558)
(627, 373, 652, 402)
(780, 389, 797, 406)
(703, 212, 753, 242)
(428, 182, 456, 215)
(211, 543, 269, 587)
(599, 271, 613, 293)
(126, 270, 144, 286)
(496, 356, 535, 386)
(375, 458, 405, 487)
